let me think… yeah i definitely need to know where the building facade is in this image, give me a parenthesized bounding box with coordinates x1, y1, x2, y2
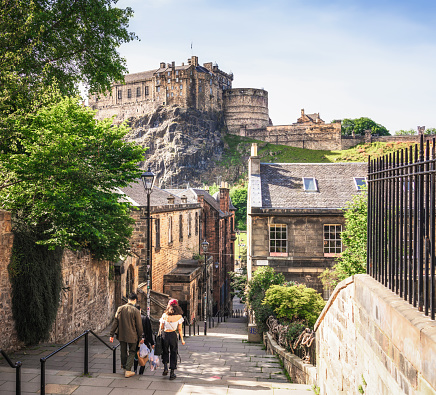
(247, 144, 367, 295)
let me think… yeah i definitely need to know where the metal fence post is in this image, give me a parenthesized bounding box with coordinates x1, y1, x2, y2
(15, 361, 21, 395)
(40, 359, 46, 395)
(112, 347, 116, 373)
(84, 331, 89, 375)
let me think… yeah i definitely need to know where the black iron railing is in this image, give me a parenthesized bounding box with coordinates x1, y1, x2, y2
(40, 330, 120, 395)
(367, 134, 435, 319)
(0, 349, 22, 395)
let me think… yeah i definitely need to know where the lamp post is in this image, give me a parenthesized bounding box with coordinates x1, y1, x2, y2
(201, 239, 209, 335)
(141, 167, 155, 318)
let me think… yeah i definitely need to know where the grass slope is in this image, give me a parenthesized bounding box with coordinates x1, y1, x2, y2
(220, 134, 416, 168)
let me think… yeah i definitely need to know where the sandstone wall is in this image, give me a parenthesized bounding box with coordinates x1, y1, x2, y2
(224, 88, 269, 134)
(315, 274, 436, 395)
(0, 210, 116, 351)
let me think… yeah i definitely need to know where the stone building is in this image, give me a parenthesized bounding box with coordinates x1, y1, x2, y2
(166, 185, 236, 316)
(246, 144, 367, 294)
(119, 183, 203, 322)
(89, 56, 234, 122)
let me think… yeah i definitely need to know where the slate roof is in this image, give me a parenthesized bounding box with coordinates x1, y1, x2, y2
(259, 162, 367, 209)
(124, 70, 156, 83)
(120, 181, 183, 207)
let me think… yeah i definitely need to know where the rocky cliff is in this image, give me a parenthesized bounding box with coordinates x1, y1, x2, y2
(124, 105, 226, 188)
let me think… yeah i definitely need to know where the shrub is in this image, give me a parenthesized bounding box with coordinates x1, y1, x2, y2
(262, 284, 325, 328)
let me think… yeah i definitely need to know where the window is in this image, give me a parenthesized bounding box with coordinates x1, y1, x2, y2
(167, 71, 171, 76)
(136, 87, 141, 97)
(199, 86, 202, 93)
(210, 88, 213, 95)
(269, 224, 287, 256)
(168, 79, 171, 83)
(127, 89, 131, 98)
(117, 90, 122, 99)
(167, 93, 169, 97)
(179, 214, 183, 240)
(303, 177, 318, 191)
(168, 217, 173, 244)
(180, 92, 182, 96)
(188, 213, 192, 236)
(145, 86, 149, 96)
(210, 79, 212, 85)
(180, 85, 183, 90)
(195, 212, 199, 235)
(324, 224, 342, 256)
(156, 87, 160, 92)
(155, 218, 160, 250)
(171, 92, 174, 97)
(176, 70, 179, 75)
(126, 265, 134, 297)
(354, 177, 366, 190)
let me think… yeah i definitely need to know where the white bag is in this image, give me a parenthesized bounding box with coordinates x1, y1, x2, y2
(139, 343, 150, 358)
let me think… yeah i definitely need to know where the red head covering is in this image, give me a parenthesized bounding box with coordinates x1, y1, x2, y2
(169, 299, 178, 306)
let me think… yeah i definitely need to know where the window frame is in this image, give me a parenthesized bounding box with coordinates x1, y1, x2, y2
(353, 177, 367, 191)
(155, 218, 160, 250)
(127, 88, 131, 99)
(179, 214, 183, 241)
(269, 224, 287, 256)
(117, 90, 122, 100)
(302, 177, 318, 192)
(168, 216, 173, 244)
(323, 224, 342, 257)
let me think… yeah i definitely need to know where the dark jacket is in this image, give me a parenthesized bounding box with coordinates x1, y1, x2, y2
(110, 302, 143, 343)
(141, 315, 154, 348)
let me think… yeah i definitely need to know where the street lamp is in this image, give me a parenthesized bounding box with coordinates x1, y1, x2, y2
(201, 239, 209, 335)
(141, 167, 155, 318)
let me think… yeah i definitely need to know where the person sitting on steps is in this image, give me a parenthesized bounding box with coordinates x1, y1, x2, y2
(159, 299, 185, 380)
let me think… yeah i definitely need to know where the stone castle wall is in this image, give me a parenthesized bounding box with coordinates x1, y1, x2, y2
(0, 210, 116, 351)
(315, 274, 436, 395)
(223, 88, 269, 134)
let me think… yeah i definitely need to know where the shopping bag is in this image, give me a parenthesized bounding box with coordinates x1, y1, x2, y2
(154, 331, 163, 356)
(139, 343, 150, 358)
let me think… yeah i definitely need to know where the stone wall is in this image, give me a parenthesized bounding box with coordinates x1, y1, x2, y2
(315, 274, 436, 395)
(0, 210, 20, 351)
(49, 250, 115, 344)
(264, 331, 317, 386)
(223, 88, 269, 134)
(0, 210, 116, 351)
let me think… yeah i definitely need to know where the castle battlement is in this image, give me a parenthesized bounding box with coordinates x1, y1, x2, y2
(89, 56, 234, 121)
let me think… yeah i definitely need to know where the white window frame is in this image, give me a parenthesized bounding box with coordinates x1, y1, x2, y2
(303, 177, 318, 191)
(354, 177, 367, 191)
(269, 224, 287, 256)
(323, 224, 342, 256)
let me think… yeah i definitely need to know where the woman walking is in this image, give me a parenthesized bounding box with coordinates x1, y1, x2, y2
(159, 299, 185, 380)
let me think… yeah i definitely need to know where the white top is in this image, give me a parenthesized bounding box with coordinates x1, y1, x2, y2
(159, 315, 184, 331)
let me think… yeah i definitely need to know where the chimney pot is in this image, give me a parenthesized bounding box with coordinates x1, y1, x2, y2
(251, 143, 258, 157)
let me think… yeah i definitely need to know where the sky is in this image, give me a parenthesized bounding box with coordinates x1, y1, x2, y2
(114, 0, 436, 134)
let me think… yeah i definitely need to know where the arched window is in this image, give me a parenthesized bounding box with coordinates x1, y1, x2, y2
(126, 265, 135, 297)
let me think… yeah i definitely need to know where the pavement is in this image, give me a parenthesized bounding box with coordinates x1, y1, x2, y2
(0, 299, 311, 394)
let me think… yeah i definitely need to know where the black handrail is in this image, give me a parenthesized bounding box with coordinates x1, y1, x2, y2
(40, 330, 120, 395)
(0, 349, 21, 395)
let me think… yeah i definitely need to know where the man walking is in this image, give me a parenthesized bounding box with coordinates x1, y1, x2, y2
(110, 292, 143, 378)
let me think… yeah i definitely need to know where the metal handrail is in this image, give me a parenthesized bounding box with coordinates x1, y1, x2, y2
(40, 330, 120, 395)
(0, 349, 22, 395)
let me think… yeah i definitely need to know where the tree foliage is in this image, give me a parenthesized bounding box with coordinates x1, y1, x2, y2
(321, 188, 368, 290)
(229, 266, 247, 302)
(341, 117, 390, 136)
(0, 95, 146, 261)
(0, 0, 136, 96)
(246, 266, 285, 332)
(395, 128, 436, 136)
(262, 284, 325, 328)
(230, 185, 247, 230)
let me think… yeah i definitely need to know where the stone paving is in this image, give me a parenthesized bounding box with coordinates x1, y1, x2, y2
(0, 301, 311, 394)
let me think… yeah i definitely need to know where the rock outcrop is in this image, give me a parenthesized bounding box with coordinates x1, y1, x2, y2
(124, 105, 225, 188)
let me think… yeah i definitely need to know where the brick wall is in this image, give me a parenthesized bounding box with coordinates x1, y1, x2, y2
(315, 274, 436, 395)
(0, 210, 116, 351)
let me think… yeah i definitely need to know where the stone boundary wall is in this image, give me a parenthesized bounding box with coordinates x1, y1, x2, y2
(315, 274, 436, 395)
(263, 331, 317, 386)
(0, 210, 116, 352)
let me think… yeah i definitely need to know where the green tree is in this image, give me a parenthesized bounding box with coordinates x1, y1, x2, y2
(230, 185, 247, 230)
(320, 188, 368, 290)
(395, 129, 416, 136)
(0, 95, 145, 261)
(246, 266, 285, 333)
(0, 0, 136, 96)
(229, 266, 247, 302)
(262, 284, 325, 328)
(341, 117, 390, 136)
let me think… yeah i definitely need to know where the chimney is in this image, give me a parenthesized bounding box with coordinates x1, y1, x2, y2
(167, 196, 175, 205)
(160, 62, 165, 68)
(191, 56, 198, 67)
(187, 59, 191, 65)
(167, 63, 171, 68)
(204, 186, 209, 192)
(301, 109, 305, 117)
(197, 194, 204, 207)
(249, 143, 260, 176)
(172, 61, 175, 69)
(181, 195, 187, 204)
(219, 185, 229, 213)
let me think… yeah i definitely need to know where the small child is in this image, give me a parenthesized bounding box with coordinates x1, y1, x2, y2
(151, 355, 160, 371)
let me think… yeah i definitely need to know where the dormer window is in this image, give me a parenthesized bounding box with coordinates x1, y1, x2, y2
(354, 177, 367, 191)
(303, 177, 317, 191)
